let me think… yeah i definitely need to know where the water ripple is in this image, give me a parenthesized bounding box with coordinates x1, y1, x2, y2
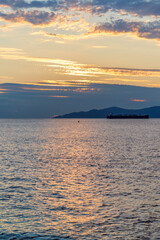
(0, 119, 160, 239)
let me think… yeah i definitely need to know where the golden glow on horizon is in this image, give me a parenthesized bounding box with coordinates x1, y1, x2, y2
(1, 47, 160, 88)
(1, 48, 160, 86)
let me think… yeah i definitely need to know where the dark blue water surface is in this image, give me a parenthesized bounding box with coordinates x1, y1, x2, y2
(0, 119, 160, 239)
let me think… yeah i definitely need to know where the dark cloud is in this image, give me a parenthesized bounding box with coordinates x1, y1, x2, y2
(0, 82, 160, 118)
(91, 19, 160, 41)
(1, 0, 160, 30)
(91, 0, 160, 17)
(1, 0, 160, 17)
(0, 10, 55, 25)
(0, 0, 58, 10)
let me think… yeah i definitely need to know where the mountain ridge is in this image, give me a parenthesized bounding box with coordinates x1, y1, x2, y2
(54, 106, 160, 118)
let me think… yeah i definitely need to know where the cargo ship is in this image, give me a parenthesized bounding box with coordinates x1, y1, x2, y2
(107, 114, 149, 119)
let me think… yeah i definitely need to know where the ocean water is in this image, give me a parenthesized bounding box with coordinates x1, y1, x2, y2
(0, 119, 160, 240)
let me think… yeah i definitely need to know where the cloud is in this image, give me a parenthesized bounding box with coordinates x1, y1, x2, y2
(0, 75, 14, 80)
(90, 0, 160, 17)
(32, 17, 160, 43)
(33, 30, 89, 40)
(1, 0, 160, 17)
(131, 99, 147, 102)
(50, 95, 69, 98)
(0, 10, 56, 25)
(0, 0, 58, 10)
(0, 47, 24, 54)
(1, 47, 160, 87)
(89, 19, 160, 41)
(1, 0, 160, 43)
(91, 45, 108, 49)
(0, 82, 97, 101)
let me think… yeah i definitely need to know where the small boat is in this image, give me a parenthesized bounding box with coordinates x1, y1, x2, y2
(107, 114, 149, 119)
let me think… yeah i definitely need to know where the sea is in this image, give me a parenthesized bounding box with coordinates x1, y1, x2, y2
(0, 119, 160, 240)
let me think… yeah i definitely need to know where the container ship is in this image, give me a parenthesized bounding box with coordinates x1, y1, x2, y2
(107, 114, 149, 119)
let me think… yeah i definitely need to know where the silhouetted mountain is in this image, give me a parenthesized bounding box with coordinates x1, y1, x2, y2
(54, 106, 160, 118)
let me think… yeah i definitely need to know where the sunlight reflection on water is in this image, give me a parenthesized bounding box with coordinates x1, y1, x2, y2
(0, 119, 160, 239)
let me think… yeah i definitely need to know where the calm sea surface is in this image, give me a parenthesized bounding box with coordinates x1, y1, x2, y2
(0, 119, 160, 240)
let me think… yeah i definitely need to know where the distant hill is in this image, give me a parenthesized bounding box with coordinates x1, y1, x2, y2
(54, 106, 160, 118)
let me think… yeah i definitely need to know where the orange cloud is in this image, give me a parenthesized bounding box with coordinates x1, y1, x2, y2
(49, 95, 69, 98)
(32, 30, 91, 41)
(131, 99, 147, 102)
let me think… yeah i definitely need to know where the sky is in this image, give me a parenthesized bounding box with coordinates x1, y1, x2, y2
(0, 0, 160, 117)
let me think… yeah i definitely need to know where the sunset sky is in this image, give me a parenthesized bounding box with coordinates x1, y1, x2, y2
(1, 0, 160, 117)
